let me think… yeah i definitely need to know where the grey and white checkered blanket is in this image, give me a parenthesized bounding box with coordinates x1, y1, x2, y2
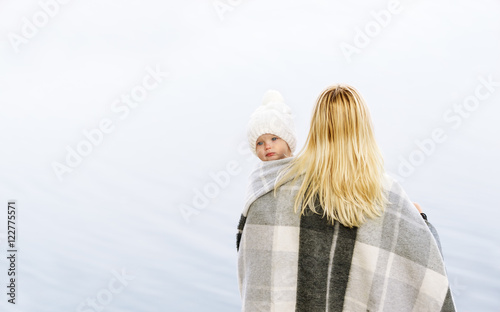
(237, 157, 456, 311)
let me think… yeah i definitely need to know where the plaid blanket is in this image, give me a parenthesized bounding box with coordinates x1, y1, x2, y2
(237, 158, 456, 311)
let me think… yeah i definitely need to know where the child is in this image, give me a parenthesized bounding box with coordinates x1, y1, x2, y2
(236, 89, 297, 252)
(247, 90, 297, 161)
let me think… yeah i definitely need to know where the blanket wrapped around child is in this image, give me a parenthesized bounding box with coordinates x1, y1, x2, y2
(237, 157, 456, 312)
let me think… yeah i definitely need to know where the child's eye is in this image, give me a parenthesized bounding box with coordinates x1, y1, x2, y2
(257, 142, 263, 146)
(272, 137, 278, 141)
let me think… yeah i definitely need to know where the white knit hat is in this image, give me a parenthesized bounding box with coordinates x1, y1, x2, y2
(247, 90, 297, 156)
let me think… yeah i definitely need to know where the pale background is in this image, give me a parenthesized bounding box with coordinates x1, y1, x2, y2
(0, 0, 499, 311)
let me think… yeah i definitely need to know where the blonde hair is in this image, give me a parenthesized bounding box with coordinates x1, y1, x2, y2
(275, 84, 387, 228)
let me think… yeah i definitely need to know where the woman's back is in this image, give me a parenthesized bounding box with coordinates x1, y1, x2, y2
(237, 158, 455, 311)
(275, 84, 387, 229)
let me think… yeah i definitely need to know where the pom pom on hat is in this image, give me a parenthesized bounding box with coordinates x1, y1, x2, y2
(247, 90, 297, 156)
(262, 89, 285, 106)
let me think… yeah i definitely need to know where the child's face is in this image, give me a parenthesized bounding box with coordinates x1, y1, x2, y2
(255, 134, 291, 161)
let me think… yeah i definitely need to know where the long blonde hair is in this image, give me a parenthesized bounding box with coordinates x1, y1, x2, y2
(275, 84, 387, 228)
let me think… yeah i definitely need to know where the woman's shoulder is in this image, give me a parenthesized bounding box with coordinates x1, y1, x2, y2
(380, 173, 418, 217)
(381, 172, 397, 192)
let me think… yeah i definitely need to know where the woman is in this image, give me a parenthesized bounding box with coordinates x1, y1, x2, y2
(237, 84, 455, 311)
